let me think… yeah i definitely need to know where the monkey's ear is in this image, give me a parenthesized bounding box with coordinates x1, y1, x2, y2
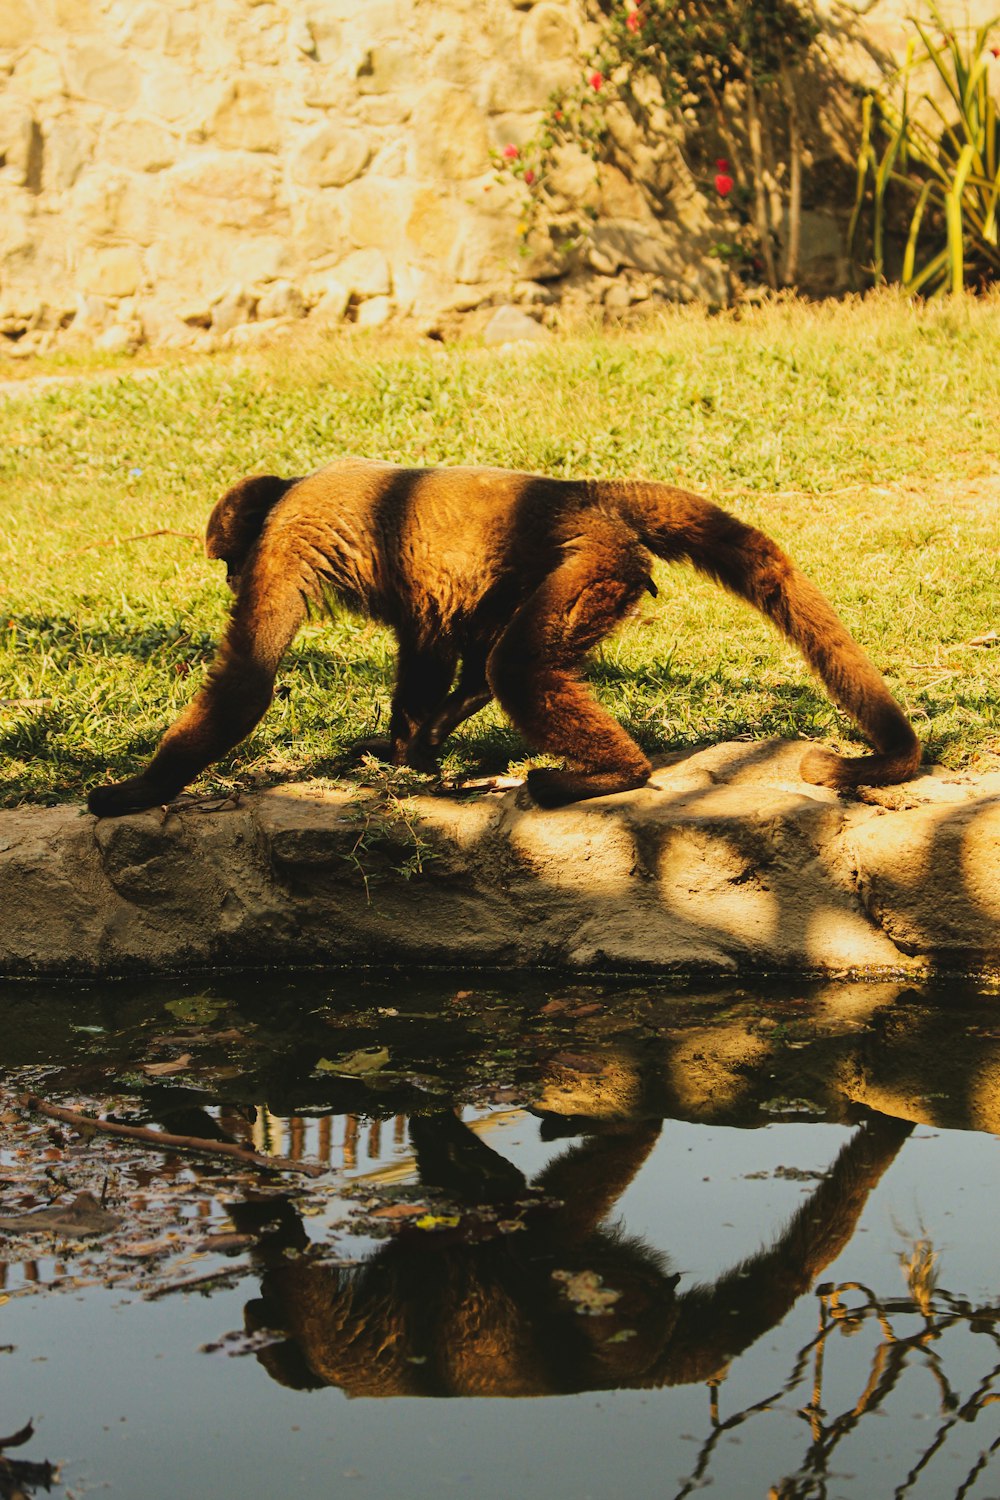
(206, 474, 295, 560)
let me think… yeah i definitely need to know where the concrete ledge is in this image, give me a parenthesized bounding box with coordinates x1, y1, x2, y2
(2, 740, 998, 978)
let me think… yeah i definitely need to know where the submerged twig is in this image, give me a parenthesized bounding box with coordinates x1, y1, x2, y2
(142, 1263, 251, 1301)
(17, 1093, 325, 1178)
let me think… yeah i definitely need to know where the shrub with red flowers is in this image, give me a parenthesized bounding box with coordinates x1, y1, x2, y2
(714, 161, 735, 198)
(495, 0, 818, 289)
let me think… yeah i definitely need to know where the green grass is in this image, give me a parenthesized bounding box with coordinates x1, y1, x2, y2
(1, 291, 998, 807)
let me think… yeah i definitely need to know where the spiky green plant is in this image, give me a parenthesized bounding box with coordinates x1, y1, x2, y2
(851, 4, 1000, 294)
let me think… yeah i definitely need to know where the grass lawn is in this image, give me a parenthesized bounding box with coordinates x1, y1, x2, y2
(1, 292, 997, 808)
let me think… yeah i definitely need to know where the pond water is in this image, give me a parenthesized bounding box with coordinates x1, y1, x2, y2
(2, 970, 1000, 1500)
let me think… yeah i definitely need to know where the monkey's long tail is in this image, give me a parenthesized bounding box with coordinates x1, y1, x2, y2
(631, 484, 920, 789)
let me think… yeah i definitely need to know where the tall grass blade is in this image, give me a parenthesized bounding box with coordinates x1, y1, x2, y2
(946, 143, 976, 292)
(902, 180, 934, 284)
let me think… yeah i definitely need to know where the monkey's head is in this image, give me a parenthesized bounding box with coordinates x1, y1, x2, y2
(206, 473, 296, 591)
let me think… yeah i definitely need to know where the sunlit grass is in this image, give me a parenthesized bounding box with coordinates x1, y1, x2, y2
(1, 291, 997, 806)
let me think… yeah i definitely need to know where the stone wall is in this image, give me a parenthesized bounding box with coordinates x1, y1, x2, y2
(0, 0, 997, 354)
(0, 0, 593, 352)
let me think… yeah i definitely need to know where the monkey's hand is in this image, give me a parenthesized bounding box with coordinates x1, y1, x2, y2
(87, 775, 173, 818)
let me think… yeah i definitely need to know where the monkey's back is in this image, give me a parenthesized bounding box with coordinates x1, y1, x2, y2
(258, 457, 596, 638)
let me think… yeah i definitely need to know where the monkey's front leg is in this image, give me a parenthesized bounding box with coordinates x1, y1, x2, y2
(409, 650, 492, 759)
(88, 577, 305, 817)
(88, 652, 277, 817)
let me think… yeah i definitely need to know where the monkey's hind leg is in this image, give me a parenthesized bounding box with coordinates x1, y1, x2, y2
(488, 530, 653, 808)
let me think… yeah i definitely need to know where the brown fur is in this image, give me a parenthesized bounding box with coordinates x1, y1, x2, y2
(87, 458, 920, 817)
(240, 1111, 913, 1397)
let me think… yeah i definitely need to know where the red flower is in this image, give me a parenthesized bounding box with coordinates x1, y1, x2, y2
(714, 172, 734, 197)
(715, 158, 730, 170)
(991, 45, 1000, 57)
(626, 8, 642, 32)
(553, 108, 564, 121)
(523, 168, 536, 185)
(588, 70, 604, 90)
(502, 144, 520, 160)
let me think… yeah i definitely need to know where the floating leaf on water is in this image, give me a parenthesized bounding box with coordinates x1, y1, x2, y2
(200, 1326, 286, 1357)
(414, 1213, 460, 1230)
(0, 1190, 120, 1239)
(164, 994, 227, 1025)
(142, 1054, 194, 1078)
(117, 1239, 173, 1260)
(315, 1047, 390, 1076)
(551, 1268, 622, 1314)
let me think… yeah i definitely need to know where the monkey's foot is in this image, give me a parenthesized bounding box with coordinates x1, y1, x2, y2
(87, 775, 173, 818)
(401, 739, 443, 776)
(347, 735, 393, 764)
(349, 734, 441, 776)
(526, 767, 649, 808)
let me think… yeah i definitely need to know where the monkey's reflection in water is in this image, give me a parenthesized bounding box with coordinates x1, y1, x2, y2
(241, 1110, 912, 1398)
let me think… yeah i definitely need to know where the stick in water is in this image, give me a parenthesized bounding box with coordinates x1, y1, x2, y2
(18, 1093, 326, 1178)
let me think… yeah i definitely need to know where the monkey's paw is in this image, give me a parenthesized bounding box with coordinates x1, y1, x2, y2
(87, 776, 167, 818)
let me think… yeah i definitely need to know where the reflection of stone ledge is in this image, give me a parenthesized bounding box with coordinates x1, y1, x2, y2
(1, 739, 998, 978)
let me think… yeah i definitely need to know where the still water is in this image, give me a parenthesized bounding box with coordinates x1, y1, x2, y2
(2, 970, 1000, 1500)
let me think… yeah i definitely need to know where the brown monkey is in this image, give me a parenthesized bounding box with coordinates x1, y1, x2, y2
(87, 458, 920, 817)
(240, 1110, 914, 1398)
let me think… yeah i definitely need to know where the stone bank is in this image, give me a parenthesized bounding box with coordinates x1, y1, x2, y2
(2, 740, 998, 978)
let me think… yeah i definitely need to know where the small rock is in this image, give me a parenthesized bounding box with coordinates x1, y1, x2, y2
(96, 324, 141, 354)
(603, 282, 633, 312)
(355, 294, 393, 328)
(222, 317, 295, 348)
(178, 303, 213, 330)
(310, 280, 351, 323)
(335, 247, 392, 299)
(69, 293, 112, 338)
(211, 288, 257, 334)
(482, 304, 552, 345)
(138, 303, 201, 348)
(256, 280, 306, 321)
(514, 280, 557, 305)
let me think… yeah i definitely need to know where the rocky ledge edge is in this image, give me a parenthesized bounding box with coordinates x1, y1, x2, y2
(2, 739, 998, 980)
